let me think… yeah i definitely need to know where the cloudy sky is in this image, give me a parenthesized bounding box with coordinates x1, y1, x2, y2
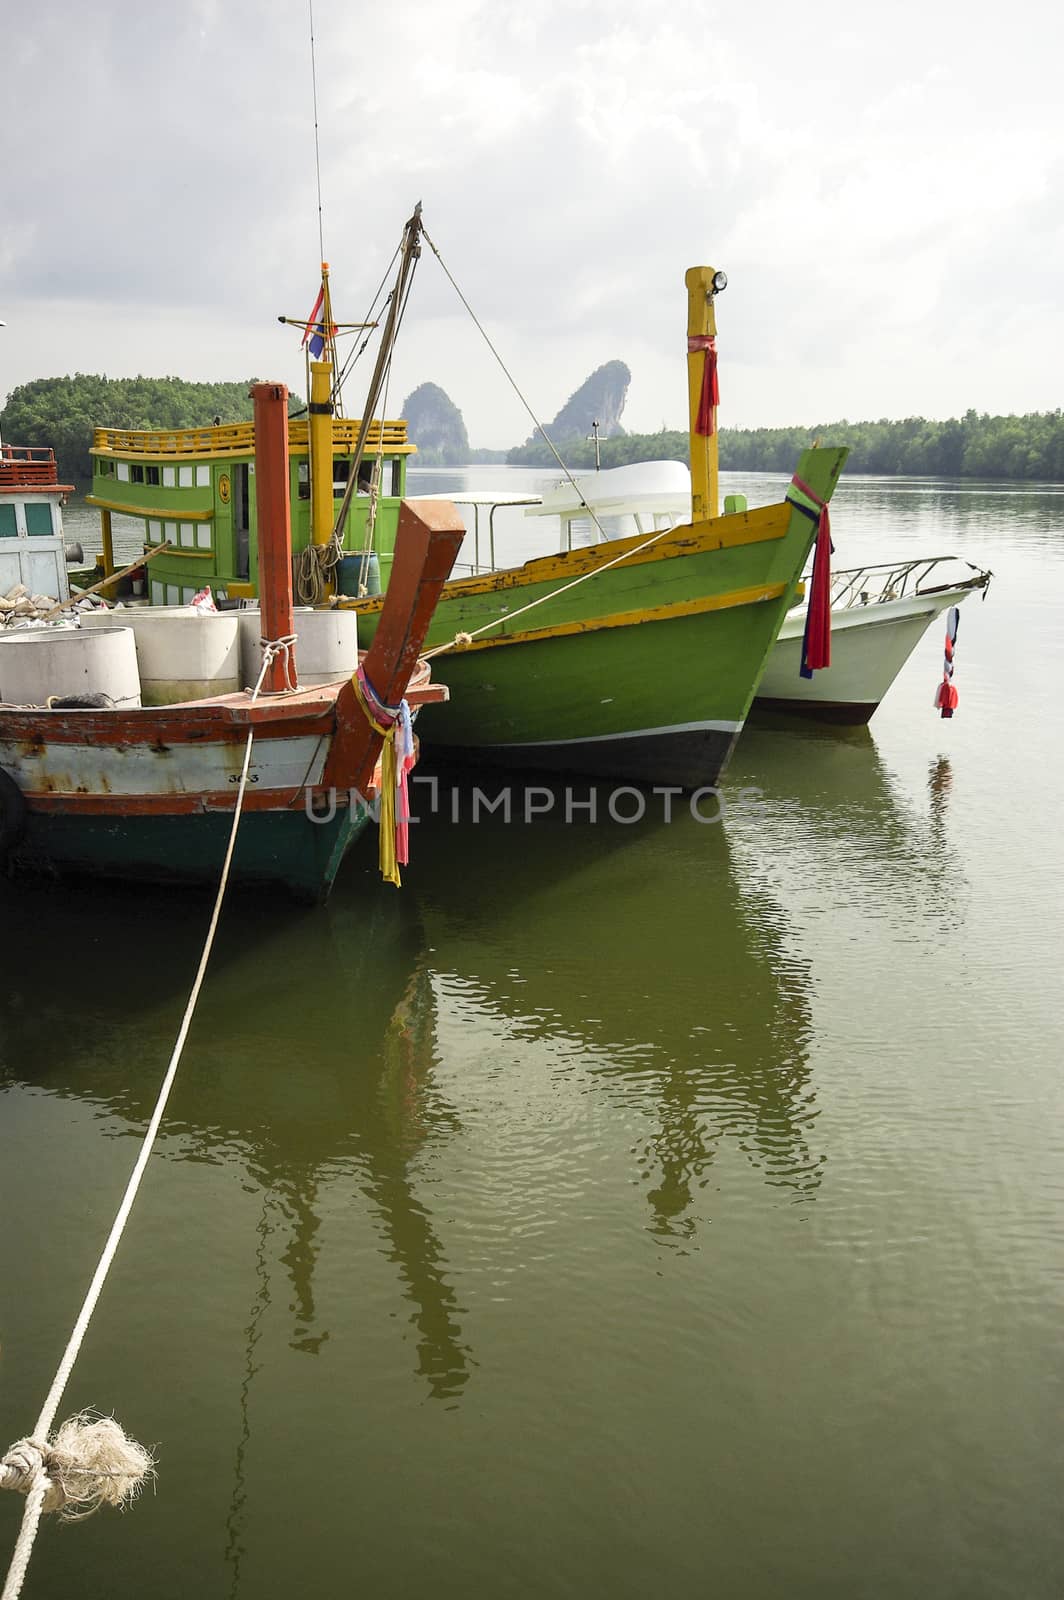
(2, 0, 1060, 447)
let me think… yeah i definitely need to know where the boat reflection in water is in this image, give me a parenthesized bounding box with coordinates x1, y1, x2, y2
(723, 720, 966, 936)
(406, 767, 821, 1240)
(409, 726, 963, 1241)
(0, 878, 472, 1408)
(0, 724, 961, 1342)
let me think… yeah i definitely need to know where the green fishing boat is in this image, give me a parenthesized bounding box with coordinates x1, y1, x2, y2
(83, 213, 847, 788)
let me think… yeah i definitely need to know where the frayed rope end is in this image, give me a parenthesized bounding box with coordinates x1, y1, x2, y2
(1, 1413, 155, 1522)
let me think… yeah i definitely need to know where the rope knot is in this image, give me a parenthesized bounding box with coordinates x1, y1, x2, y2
(2, 1415, 155, 1524)
(252, 634, 299, 696)
(0, 1440, 48, 1499)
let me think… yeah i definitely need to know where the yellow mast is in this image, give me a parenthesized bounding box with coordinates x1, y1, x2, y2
(685, 266, 726, 522)
(99, 507, 115, 577)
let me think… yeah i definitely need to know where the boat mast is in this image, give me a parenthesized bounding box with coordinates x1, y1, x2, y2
(685, 266, 726, 521)
(332, 204, 423, 546)
(308, 262, 336, 562)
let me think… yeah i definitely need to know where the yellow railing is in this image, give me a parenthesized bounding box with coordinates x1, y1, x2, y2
(91, 418, 413, 458)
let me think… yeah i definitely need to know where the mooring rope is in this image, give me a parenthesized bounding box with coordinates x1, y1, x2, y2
(422, 518, 678, 660)
(0, 639, 290, 1600)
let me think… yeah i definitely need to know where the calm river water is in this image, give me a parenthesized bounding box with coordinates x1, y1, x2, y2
(2, 472, 1062, 1598)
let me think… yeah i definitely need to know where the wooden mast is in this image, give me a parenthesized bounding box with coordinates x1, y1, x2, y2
(332, 205, 423, 546)
(307, 262, 337, 595)
(250, 381, 299, 694)
(685, 266, 723, 523)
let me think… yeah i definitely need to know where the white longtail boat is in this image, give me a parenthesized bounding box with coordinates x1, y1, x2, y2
(468, 460, 991, 725)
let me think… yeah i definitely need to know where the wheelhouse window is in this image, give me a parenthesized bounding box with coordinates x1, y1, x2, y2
(25, 503, 53, 537)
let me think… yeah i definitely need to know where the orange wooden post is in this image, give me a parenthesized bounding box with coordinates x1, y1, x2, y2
(250, 381, 298, 693)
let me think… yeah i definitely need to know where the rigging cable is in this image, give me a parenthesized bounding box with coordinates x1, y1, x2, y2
(422, 227, 612, 546)
(308, 0, 326, 265)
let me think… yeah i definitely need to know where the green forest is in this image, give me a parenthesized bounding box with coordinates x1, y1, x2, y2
(3, 373, 1063, 484)
(0, 375, 265, 482)
(506, 409, 1064, 480)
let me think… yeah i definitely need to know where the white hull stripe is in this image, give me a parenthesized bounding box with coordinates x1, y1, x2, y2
(0, 733, 328, 797)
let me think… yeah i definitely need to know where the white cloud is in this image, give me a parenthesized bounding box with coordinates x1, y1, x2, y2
(2, 0, 1062, 447)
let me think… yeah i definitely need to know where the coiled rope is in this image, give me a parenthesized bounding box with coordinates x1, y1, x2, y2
(0, 637, 294, 1600)
(294, 537, 344, 606)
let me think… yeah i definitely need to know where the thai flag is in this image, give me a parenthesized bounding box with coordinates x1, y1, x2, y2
(301, 286, 328, 358)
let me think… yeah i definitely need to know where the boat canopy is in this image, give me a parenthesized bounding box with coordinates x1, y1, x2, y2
(528, 460, 692, 523)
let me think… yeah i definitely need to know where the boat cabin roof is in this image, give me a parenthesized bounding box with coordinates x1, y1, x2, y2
(529, 459, 692, 522)
(0, 444, 74, 495)
(91, 417, 415, 462)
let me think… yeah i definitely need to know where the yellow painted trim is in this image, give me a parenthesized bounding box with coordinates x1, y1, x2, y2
(92, 450, 247, 464)
(226, 581, 256, 600)
(149, 548, 214, 561)
(85, 495, 213, 521)
(342, 501, 792, 618)
(432, 582, 789, 654)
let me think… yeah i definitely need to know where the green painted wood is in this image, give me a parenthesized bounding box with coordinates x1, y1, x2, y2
(14, 804, 372, 902)
(366, 448, 848, 768)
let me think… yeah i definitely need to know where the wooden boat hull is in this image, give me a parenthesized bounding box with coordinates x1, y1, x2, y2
(754, 582, 980, 724)
(400, 606, 758, 788)
(0, 689, 370, 900)
(0, 498, 466, 900)
(14, 802, 365, 900)
(347, 448, 847, 788)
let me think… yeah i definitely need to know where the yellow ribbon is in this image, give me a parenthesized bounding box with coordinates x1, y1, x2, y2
(353, 674, 401, 888)
(377, 728, 400, 887)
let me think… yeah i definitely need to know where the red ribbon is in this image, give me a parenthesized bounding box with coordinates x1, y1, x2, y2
(933, 606, 961, 717)
(792, 474, 832, 675)
(935, 680, 959, 718)
(395, 747, 415, 865)
(687, 335, 719, 435)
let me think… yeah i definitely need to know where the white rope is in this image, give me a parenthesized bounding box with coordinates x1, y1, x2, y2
(422, 518, 676, 660)
(1, 644, 282, 1600)
(255, 634, 298, 694)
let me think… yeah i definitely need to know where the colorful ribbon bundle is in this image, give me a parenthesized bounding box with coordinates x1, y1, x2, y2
(934, 606, 961, 718)
(687, 335, 719, 436)
(353, 664, 412, 886)
(786, 475, 834, 678)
